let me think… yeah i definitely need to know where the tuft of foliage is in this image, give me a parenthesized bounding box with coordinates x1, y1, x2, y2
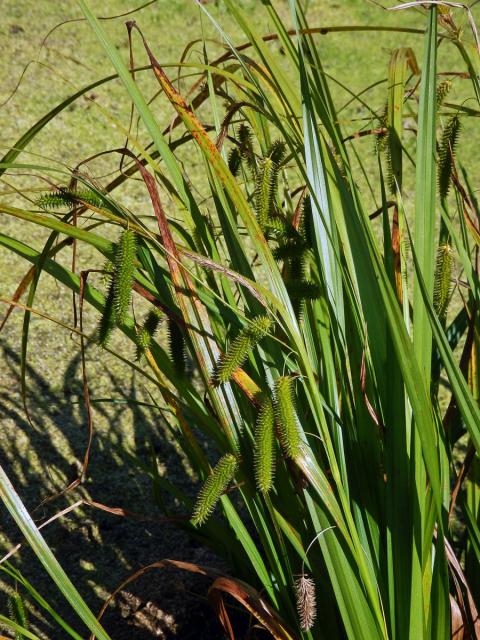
(112, 229, 136, 326)
(254, 397, 276, 494)
(438, 114, 461, 201)
(274, 376, 301, 459)
(214, 315, 273, 385)
(192, 453, 239, 526)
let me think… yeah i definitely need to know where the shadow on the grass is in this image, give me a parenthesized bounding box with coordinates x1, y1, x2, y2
(0, 338, 225, 639)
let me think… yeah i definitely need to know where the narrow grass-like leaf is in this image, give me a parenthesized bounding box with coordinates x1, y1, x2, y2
(0, 615, 40, 640)
(8, 591, 28, 640)
(413, 6, 438, 386)
(411, 12, 440, 634)
(1, 563, 83, 640)
(0, 464, 111, 640)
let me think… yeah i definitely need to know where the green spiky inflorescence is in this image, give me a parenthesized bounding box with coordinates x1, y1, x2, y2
(300, 195, 313, 246)
(227, 123, 257, 178)
(288, 280, 320, 302)
(265, 213, 288, 236)
(279, 235, 319, 317)
(191, 212, 215, 254)
(135, 326, 151, 361)
(168, 317, 186, 377)
(255, 157, 277, 230)
(433, 243, 453, 324)
(374, 102, 388, 154)
(273, 238, 308, 264)
(102, 258, 114, 287)
(268, 140, 286, 166)
(275, 224, 308, 281)
(330, 143, 347, 181)
(436, 79, 452, 107)
(228, 146, 242, 177)
(287, 283, 320, 320)
(254, 141, 286, 231)
(113, 229, 137, 326)
(254, 397, 276, 494)
(214, 315, 273, 385)
(238, 123, 256, 173)
(135, 307, 163, 361)
(374, 103, 395, 192)
(273, 195, 319, 317)
(8, 591, 28, 640)
(97, 280, 116, 348)
(192, 453, 239, 526)
(274, 376, 301, 459)
(438, 115, 461, 201)
(384, 130, 395, 194)
(36, 188, 104, 210)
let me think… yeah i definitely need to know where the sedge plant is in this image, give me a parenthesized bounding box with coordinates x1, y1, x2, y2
(0, 1, 479, 638)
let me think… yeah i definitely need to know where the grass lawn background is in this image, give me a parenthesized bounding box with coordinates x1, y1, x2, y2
(0, 1, 478, 637)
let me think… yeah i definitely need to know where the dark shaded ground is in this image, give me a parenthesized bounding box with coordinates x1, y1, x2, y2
(0, 330, 232, 638)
